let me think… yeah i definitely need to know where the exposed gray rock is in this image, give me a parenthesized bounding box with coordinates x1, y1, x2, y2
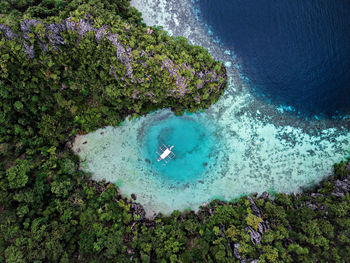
(131, 203, 146, 221)
(257, 221, 270, 234)
(335, 179, 350, 191)
(219, 225, 226, 237)
(245, 195, 271, 246)
(245, 226, 262, 245)
(305, 201, 318, 210)
(332, 192, 345, 198)
(20, 19, 42, 41)
(244, 220, 270, 246)
(208, 207, 215, 215)
(260, 191, 269, 200)
(0, 24, 16, 39)
(247, 196, 261, 217)
(23, 41, 35, 58)
(233, 243, 241, 260)
(332, 178, 350, 198)
(46, 23, 66, 50)
(76, 19, 95, 37)
(95, 25, 108, 41)
(107, 33, 134, 80)
(65, 18, 77, 31)
(257, 222, 264, 234)
(20, 19, 43, 58)
(311, 193, 324, 198)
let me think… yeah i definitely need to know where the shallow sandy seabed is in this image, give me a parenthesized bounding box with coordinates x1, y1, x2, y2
(73, 0, 350, 217)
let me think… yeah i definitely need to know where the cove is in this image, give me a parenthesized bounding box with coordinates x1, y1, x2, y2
(73, 0, 350, 216)
(73, 107, 350, 216)
(194, 0, 350, 118)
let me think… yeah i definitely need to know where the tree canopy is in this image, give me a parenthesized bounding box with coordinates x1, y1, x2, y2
(1, 1, 349, 262)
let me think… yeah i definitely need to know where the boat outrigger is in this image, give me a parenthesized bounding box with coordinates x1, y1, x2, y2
(156, 144, 175, 165)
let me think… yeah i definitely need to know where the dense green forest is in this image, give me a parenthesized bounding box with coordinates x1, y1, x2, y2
(1, 1, 350, 262)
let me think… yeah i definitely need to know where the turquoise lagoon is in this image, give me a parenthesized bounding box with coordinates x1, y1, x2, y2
(73, 0, 350, 216)
(143, 114, 216, 182)
(73, 105, 350, 216)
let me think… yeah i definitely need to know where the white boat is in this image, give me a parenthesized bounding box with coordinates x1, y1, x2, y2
(156, 144, 175, 165)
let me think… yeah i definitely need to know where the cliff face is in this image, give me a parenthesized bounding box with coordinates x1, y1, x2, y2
(1, 17, 226, 95)
(0, 10, 227, 152)
(1, 17, 226, 103)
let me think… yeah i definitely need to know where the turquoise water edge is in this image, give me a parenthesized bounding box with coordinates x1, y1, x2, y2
(73, 0, 350, 217)
(73, 107, 349, 216)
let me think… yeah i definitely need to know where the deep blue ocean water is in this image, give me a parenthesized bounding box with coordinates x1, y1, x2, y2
(195, 0, 350, 118)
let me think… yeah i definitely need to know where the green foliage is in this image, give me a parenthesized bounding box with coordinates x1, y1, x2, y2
(50, 179, 73, 198)
(246, 213, 262, 231)
(6, 159, 30, 189)
(0, 0, 139, 24)
(259, 245, 279, 262)
(0, 1, 349, 263)
(4, 245, 25, 263)
(13, 101, 23, 111)
(334, 161, 349, 179)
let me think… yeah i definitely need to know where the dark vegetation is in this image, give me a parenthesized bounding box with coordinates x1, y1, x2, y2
(0, 1, 350, 262)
